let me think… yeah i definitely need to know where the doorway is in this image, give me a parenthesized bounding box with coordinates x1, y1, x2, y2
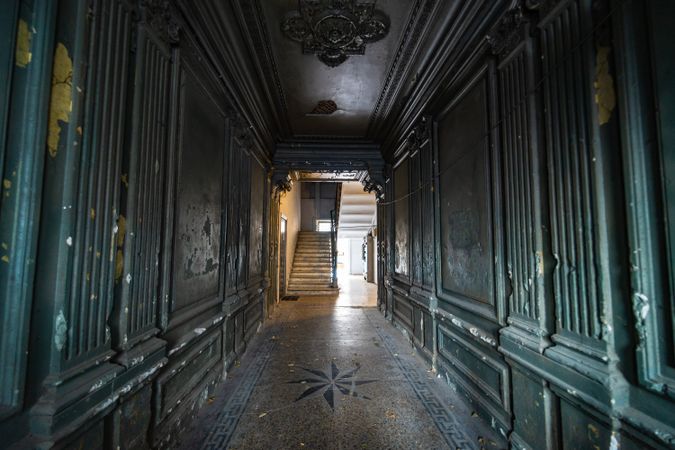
(279, 217, 288, 297)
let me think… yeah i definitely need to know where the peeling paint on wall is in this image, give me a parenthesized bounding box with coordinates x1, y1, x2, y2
(594, 45, 616, 125)
(15, 20, 33, 68)
(54, 310, 68, 351)
(47, 43, 73, 157)
(115, 214, 127, 282)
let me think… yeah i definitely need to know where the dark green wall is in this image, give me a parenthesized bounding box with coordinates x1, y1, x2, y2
(379, 0, 675, 448)
(0, 0, 271, 447)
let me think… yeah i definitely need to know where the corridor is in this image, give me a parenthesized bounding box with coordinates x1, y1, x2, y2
(178, 288, 504, 450)
(1, 0, 674, 448)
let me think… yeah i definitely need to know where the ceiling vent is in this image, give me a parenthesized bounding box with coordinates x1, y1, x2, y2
(310, 100, 338, 115)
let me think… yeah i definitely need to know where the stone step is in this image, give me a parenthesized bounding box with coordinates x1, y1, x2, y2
(285, 290, 339, 297)
(292, 260, 332, 265)
(288, 276, 332, 282)
(289, 272, 332, 278)
(288, 284, 334, 289)
(293, 259, 332, 265)
(294, 251, 331, 255)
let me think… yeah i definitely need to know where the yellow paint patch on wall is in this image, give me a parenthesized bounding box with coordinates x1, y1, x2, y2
(116, 214, 126, 247)
(594, 45, 616, 126)
(47, 43, 73, 157)
(1, 255, 9, 264)
(15, 20, 33, 68)
(2, 179, 11, 189)
(90, 208, 96, 220)
(115, 249, 124, 282)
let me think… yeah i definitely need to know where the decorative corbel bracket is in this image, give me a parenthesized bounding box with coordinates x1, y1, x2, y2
(486, 4, 527, 58)
(271, 168, 293, 195)
(142, 0, 181, 44)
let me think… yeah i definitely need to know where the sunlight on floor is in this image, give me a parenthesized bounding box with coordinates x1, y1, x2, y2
(335, 272, 377, 307)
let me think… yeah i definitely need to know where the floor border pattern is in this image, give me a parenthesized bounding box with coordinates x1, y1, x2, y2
(200, 324, 281, 450)
(365, 310, 478, 450)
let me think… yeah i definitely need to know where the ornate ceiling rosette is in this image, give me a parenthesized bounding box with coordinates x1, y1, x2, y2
(281, 0, 390, 67)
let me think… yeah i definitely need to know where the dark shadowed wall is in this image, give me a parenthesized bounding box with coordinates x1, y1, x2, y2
(377, 0, 675, 448)
(0, 0, 271, 447)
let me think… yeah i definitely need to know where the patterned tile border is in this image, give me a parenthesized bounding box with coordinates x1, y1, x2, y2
(364, 310, 477, 450)
(200, 325, 281, 450)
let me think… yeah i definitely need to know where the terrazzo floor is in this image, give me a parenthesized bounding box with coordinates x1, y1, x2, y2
(177, 278, 505, 449)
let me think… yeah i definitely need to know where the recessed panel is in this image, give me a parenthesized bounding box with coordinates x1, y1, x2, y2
(437, 77, 493, 304)
(173, 71, 225, 307)
(248, 160, 265, 278)
(394, 160, 410, 277)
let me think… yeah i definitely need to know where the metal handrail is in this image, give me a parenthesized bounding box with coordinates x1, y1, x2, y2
(329, 209, 338, 288)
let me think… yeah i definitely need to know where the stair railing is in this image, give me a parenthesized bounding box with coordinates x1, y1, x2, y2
(329, 209, 338, 288)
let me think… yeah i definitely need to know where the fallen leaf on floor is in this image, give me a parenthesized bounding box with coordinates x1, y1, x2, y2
(271, 335, 279, 340)
(471, 411, 478, 417)
(207, 397, 215, 404)
(478, 437, 485, 445)
(385, 410, 397, 419)
(235, 360, 241, 368)
(258, 412, 267, 418)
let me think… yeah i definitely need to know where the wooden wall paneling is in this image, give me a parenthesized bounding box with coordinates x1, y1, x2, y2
(433, 59, 505, 323)
(536, 0, 611, 382)
(248, 157, 265, 282)
(487, 4, 555, 357)
(225, 130, 240, 301)
(393, 155, 410, 282)
(487, 6, 562, 448)
(430, 50, 510, 432)
(152, 23, 230, 443)
(161, 30, 228, 337)
(113, 23, 172, 361)
(611, 0, 675, 446)
(383, 172, 394, 318)
(25, 0, 137, 440)
(410, 147, 423, 287)
(237, 146, 251, 292)
(0, 0, 56, 428)
(419, 120, 435, 290)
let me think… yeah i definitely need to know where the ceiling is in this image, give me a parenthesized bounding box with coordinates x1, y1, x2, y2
(258, 0, 416, 138)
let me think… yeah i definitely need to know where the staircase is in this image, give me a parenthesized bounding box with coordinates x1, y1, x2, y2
(287, 231, 339, 296)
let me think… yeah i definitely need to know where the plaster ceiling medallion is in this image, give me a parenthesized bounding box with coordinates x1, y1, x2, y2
(281, 0, 390, 67)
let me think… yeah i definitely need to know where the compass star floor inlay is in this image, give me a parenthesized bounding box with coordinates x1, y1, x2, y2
(288, 362, 377, 409)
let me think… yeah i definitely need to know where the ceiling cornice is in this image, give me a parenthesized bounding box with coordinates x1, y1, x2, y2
(366, 0, 440, 138)
(230, 0, 292, 139)
(174, 0, 283, 156)
(376, 0, 516, 158)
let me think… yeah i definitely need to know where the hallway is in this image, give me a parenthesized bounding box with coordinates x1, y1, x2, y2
(178, 291, 504, 449)
(1, 0, 674, 448)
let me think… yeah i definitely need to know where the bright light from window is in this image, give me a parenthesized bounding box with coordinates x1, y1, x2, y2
(317, 220, 331, 232)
